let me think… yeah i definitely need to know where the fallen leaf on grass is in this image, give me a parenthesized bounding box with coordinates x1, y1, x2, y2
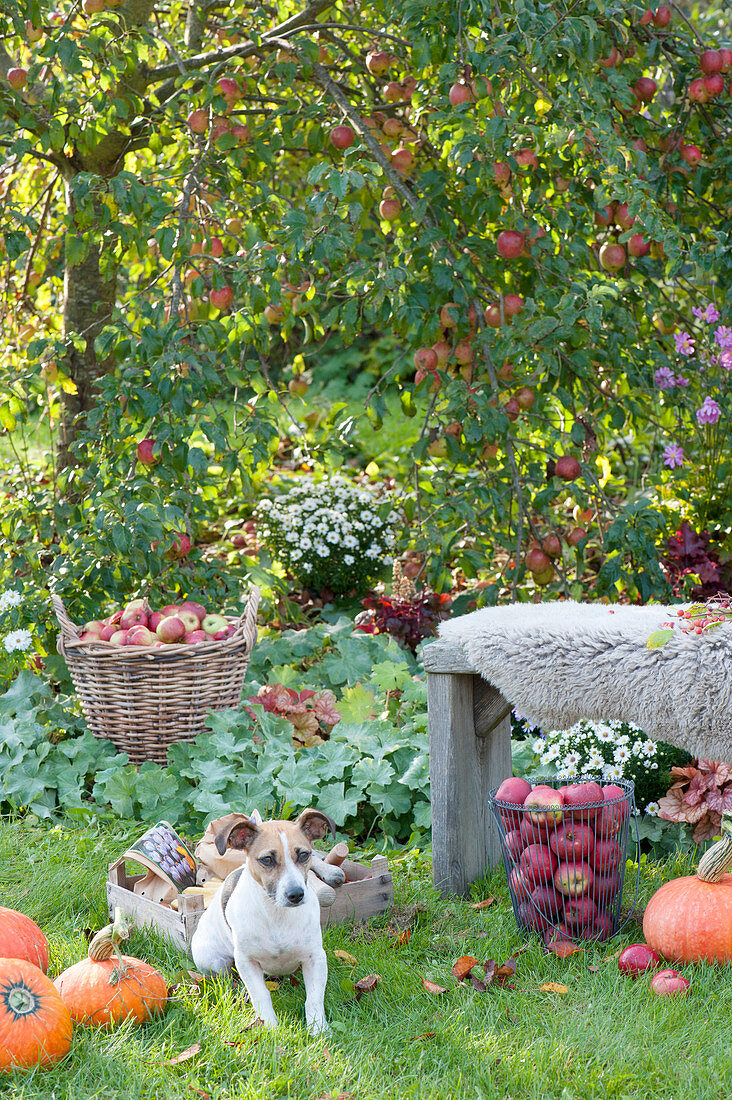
(546, 941, 583, 958)
(495, 955, 520, 982)
(187, 970, 205, 984)
(483, 960, 497, 985)
(167, 981, 202, 998)
(410, 1032, 436, 1042)
(422, 979, 447, 994)
(188, 1089, 210, 1099)
(393, 928, 412, 946)
(318, 1093, 354, 1100)
(539, 982, 568, 995)
(470, 897, 496, 910)
(333, 950, 359, 967)
(163, 1042, 202, 1066)
(354, 974, 381, 1000)
(587, 965, 600, 973)
(452, 956, 480, 981)
(265, 980, 280, 991)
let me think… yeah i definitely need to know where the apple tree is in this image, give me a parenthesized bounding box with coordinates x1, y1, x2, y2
(0, 0, 730, 611)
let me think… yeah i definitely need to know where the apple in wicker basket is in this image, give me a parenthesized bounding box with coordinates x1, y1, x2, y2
(184, 630, 209, 644)
(127, 626, 156, 646)
(156, 616, 186, 643)
(202, 613, 229, 635)
(180, 601, 207, 624)
(119, 600, 148, 630)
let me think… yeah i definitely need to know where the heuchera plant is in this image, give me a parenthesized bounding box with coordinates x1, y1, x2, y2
(658, 761, 732, 843)
(661, 523, 732, 599)
(247, 684, 342, 747)
(355, 562, 451, 652)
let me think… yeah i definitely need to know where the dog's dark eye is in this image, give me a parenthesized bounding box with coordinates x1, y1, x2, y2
(258, 855, 276, 867)
(296, 850, 310, 863)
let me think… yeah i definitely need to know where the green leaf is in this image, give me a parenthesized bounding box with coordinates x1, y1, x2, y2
(646, 629, 674, 649)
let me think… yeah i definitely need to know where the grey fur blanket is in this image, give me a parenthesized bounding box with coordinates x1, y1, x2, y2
(438, 601, 732, 762)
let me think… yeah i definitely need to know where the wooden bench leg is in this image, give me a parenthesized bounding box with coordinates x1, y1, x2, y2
(427, 672, 512, 896)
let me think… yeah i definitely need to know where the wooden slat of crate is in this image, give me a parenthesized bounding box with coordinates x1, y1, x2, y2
(108, 854, 393, 949)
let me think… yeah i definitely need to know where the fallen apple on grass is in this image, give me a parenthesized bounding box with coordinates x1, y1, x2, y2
(649, 969, 690, 996)
(618, 943, 661, 976)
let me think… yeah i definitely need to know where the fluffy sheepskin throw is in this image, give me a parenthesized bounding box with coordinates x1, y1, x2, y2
(438, 601, 732, 763)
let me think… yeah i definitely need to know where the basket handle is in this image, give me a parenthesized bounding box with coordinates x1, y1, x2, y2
(233, 586, 260, 651)
(52, 594, 82, 646)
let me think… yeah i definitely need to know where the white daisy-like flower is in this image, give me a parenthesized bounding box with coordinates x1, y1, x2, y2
(615, 735, 630, 747)
(315, 544, 330, 558)
(602, 763, 624, 781)
(342, 534, 358, 549)
(326, 530, 340, 543)
(541, 749, 559, 767)
(595, 724, 615, 742)
(563, 751, 581, 769)
(588, 749, 604, 769)
(291, 549, 302, 560)
(557, 764, 578, 779)
(532, 738, 545, 754)
(645, 802, 660, 817)
(0, 590, 23, 612)
(300, 537, 312, 550)
(3, 628, 33, 653)
(613, 746, 630, 764)
(344, 554, 355, 566)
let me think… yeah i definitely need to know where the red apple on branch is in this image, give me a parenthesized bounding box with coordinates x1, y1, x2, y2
(652, 6, 671, 27)
(554, 455, 581, 481)
(7, 68, 28, 90)
(329, 125, 354, 150)
(210, 287, 233, 310)
(700, 50, 722, 74)
(136, 437, 157, 465)
(496, 229, 525, 259)
(448, 82, 473, 107)
(366, 50, 392, 75)
(599, 241, 626, 272)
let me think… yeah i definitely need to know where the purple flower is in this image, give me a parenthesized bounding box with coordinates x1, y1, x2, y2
(674, 375, 690, 387)
(692, 304, 720, 324)
(673, 331, 695, 356)
(654, 366, 676, 389)
(696, 397, 722, 425)
(722, 350, 732, 371)
(662, 442, 684, 468)
(715, 326, 732, 351)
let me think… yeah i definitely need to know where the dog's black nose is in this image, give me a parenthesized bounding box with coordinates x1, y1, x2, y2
(285, 887, 305, 905)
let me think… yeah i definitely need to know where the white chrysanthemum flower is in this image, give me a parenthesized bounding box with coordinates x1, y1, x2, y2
(595, 724, 614, 742)
(564, 751, 581, 769)
(315, 544, 329, 558)
(532, 738, 545, 754)
(615, 735, 630, 746)
(557, 764, 577, 779)
(291, 549, 302, 560)
(342, 534, 358, 548)
(300, 537, 312, 550)
(344, 554, 355, 566)
(3, 628, 33, 653)
(602, 763, 624, 781)
(588, 749, 604, 769)
(326, 530, 340, 543)
(614, 746, 630, 764)
(645, 802, 660, 817)
(0, 590, 23, 612)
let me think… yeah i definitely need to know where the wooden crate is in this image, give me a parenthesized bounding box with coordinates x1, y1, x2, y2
(107, 854, 393, 951)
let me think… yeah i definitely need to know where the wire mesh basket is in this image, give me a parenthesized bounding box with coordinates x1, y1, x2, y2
(53, 588, 260, 766)
(488, 776, 639, 942)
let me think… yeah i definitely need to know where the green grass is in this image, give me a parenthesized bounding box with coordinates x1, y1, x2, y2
(1, 818, 730, 1100)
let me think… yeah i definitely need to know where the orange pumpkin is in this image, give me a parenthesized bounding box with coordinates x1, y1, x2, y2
(54, 911, 167, 1027)
(643, 810, 732, 964)
(0, 958, 73, 1071)
(0, 907, 49, 972)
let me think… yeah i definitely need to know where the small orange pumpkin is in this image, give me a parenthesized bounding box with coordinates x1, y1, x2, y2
(0, 907, 49, 972)
(0, 958, 73, 1071)
(643, 810, 732, 964)
(54, 910, 167, 1027)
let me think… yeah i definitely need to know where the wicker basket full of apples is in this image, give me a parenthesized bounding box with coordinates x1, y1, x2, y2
(52, 589, 260, 766)
(488, 776, 637, 944)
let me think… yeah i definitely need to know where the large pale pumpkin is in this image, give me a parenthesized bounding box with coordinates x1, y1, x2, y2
(0, 907, 49, 972)
(643, 810, 732, 964)
(54, 910, 168, 1027)
(0, 958, 73, 1071)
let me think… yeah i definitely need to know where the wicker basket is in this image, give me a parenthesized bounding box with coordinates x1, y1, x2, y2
(53, 589, 260, 765)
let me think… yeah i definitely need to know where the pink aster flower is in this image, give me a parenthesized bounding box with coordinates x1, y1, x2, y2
(696, 397, 721, 425)
(662, 442, 684, 468)
(721, 351, 732, 371)
(674, 375, 690, 387)
(692, 304, 720, 324)
(673, 331, 695, 356)
(654, 366, 676, 389)
(715, 326, 732, 351)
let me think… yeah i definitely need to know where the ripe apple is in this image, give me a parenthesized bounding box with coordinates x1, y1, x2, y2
(519, 843, 558, 889)
(592, 870, 621, 906)
(496, 229, 525, 260)
(160, 604, 181, 617)
(703, 73, 725, 97)
(628, 233, 651, 258)
(592, 911, 614, 941)
(549, 823, 594, 861)
(503, 294, 524, 320)
(563, 896, 597, 931)
(594, 204, 615, 227)
(156, 616, 186, 643)
(514, 147, 538, 170)
(554, 455, 581, 481)
(618, 943, 661, 976)
(516, 386, 535, 411)
(7, 68, 28, 90)
(432, 340, 451, 366)
(167, 533, 192, 559)
(599, 241, 626, 272)
(650, 969, 690, 996)
(679, 144, 702, 168)
(595, 838, 622, 871)
(202, 613, 229, 635)
(531, 884, 563, 918)
(542, 533, 561, 558)
(520, 816, 549, 846)
(214, 625, 237, 640)
(554, 860, 593, 897)
(381, 117, 402, 138)
(127, 625, 156, 646)
(217, 77, 241, 106)
(567, 526, 587, 547)
(366, 50, 391, 75)
(598, 46, 620, 69)
(560, 781, 604, 818)
(596, 785, 628, 836)
(688, 78, 708, 103)
(503, 829, 525, 861)
(493, 161, 511, 185)
(83, 0, 106, 12)
(524, 786, 564, 828)
(516, 900, 549, 934)
(719, 48, 732, 72)
(184, 630, 209, 644)
(391, 146, 415, 175)
(99, 624, 118, 641)
(613, 203, 634, 231)
(638, 9, 653, 25)
(414, 348, 438, 371)
(187, 109, 208, 134)
(109, 629, 129, 645)
(504, 397, 520, 422)
(700, 49, 722, 74)
(448, 82, 473, 107)
(383, 81, 404, 102)
(495, 776, 533, 829)
(526, 547, 551, 575)
(231, 124, 251, 146)
(119, 601, 147, 630)
(83, 620, 106, 637)
(633, 76, 657, 103)
(509, 867, 532, 903)
(454, 341, 473, 366)
(210, 286, 233, 310)
(180, 601, 206, 624)
(136, 437, 157, 465)
(179, 610, 200, 633)
(379, 197, 401, 220)
(330, 125, 354, 151)
(148, 612, 164, 632)
(652, 5, 671, 26)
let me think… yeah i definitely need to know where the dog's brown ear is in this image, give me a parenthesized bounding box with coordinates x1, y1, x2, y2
(295, 808, 336, 842)
(214, 815, 260, 855)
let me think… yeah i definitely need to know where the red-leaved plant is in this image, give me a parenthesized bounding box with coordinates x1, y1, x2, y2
(247, 684, 341, 747)
(355, 561, 452, 652)
(658, 760, 732, 842)
(662, 522, 732, 599)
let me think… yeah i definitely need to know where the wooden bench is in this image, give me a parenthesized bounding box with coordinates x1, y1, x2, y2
(424, 639, 513, 897)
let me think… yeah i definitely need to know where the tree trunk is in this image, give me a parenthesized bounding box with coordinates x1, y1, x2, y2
(58, 180, 118, 473)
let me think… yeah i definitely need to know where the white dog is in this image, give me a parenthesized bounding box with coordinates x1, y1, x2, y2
(190, 809, 341, 1034)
